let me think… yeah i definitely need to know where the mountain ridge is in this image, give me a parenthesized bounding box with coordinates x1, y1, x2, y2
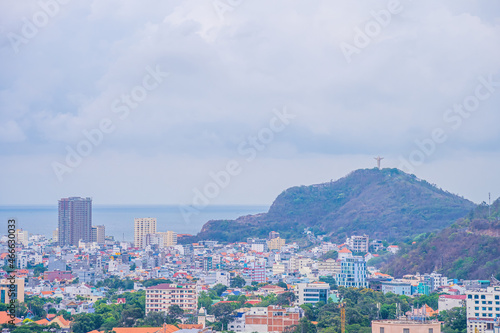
(195, 168, 475, 243)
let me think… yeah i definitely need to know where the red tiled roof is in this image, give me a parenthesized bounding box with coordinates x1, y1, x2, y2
(440, 295, 466, 299)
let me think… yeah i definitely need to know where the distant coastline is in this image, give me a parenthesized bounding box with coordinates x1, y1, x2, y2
(0, 204, 269, 242)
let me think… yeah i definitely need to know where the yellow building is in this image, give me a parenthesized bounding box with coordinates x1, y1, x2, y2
(267, 237, 285, 251)
(0, 278, 25, 303)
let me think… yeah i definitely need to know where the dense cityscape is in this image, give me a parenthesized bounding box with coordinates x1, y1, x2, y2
(2, 1, 500, 333)
(0, 196, 498, 333)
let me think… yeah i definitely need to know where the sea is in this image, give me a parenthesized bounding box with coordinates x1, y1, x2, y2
(0, 205, 269, 242)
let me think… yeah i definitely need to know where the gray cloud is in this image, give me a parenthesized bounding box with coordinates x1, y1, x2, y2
(0, 0, 499, 205)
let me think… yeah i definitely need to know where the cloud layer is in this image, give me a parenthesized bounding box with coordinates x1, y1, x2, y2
(1, 0, 499, 205)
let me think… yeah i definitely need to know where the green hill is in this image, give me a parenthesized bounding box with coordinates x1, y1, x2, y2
(196, 168, 475, 243)
(381, 198, 500, 279)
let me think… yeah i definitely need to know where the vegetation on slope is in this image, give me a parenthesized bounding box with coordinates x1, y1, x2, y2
(196, 168, 475, 243)
(381, 198, 500, 279)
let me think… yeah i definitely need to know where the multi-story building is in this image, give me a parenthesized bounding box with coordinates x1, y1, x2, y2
(53, 228, 59, 243)
(337, 256, 368, 288)
(229, 306, 303, 333)
(317, 258, 341, 276)
(247, 238, 269, 252)
(381, 281, 412, 296)
(202, 271, 231, 287)
(424, 272, 448, 291)
(0, 278, 25, 303)
(268, 237, 286, 251)
(273, 262, 288, 276)
(144, 233, 164, 248)
(157, 231, 177, 247)
(91, 225, 105, 244)
(289, 257, 313, 272)
(372, 319, 441, 333)
(244, 261, 266, 283)
(294, 282, 330, 305)
(269, 231, 280, 240)
(346, 235, 369, 253)
(438, 295, 466, 312)
(466, 286, 500, 333)
(58, 197, 92, 246)
(145, 283, 197, 314)
(15, 229, 29, 247)
(134, 218, 157, 248)
(203, 257, 213, 271)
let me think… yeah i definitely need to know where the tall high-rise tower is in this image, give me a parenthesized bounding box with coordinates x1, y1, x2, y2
(134, 218, 157, 248)
(58, 197, 92, 246)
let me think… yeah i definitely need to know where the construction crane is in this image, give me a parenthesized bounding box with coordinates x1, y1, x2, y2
(340, 302, 346, 333)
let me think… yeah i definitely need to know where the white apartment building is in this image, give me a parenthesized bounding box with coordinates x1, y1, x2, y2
(146, 283, 198, 314)
(346, 235, 369, 253)
(316, 258, 341, 276)
(337, 256, 368, 288)
(438, 295, 466, 312)
(294, 282, 330, 305)
(289, 257, 313, 272)
(466, 286, 500, 333)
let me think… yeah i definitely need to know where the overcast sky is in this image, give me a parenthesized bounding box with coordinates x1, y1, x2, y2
(1, 0, 499, 206)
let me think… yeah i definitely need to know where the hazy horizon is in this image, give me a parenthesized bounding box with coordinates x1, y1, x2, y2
(1, 1, 499, 206)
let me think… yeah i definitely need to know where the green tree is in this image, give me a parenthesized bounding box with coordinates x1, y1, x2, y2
(277, 292, 296, 306)
(439, 307, 467, 333)
(120, 307, 143, 327)
(231, 275, 246, 288)
(211, 302, 235, 330)
(168, 304, 184, 321)
(143, 311, 167, 327)
(288, 318, 317, 333)
(277, 281, 288, 290)
(212, 283, 228, 296)
(198, 291, 213, 310)
(72, 314, 104, 333)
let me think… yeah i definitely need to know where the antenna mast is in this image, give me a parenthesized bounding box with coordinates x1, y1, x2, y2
(489, 193, 491, 218)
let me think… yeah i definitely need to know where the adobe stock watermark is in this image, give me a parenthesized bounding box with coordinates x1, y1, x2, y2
(399, 74, 499, 173)
(51, 65, 168, 182)
(179, 107, 296, 223)
(6, 0, 71, 54)
(340, 0, 411, 64)
(212, 0, 244, 21)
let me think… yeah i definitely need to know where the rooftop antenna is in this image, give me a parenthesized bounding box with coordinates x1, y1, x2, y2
(374, 156, 384, 169)
(489, 193, 491, 218)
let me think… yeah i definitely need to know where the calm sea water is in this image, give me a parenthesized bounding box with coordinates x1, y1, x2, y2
(0, 205, 269, 242)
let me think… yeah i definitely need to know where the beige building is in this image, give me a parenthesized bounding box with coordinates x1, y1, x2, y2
(15, 229, 29, 247)
(157, 231, 177, 247)
(0, 278, 25, 303)
(372, 320, 441, 333)
(146, 283, 197, 314)
(268, 237, 286, 251)
(53, 228, 59, 243)
(134, 218, 157, 248)
(317, 258, 341, 275)
(273, 263, 287, 275)
(289, 257, 313, 272)
(91, 225, 105, 244)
